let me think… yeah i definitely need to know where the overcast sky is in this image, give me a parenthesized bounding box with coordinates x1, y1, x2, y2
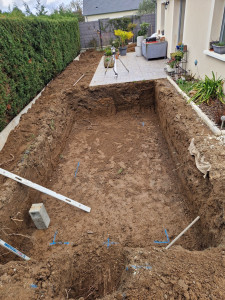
(0, 0, 73, 13)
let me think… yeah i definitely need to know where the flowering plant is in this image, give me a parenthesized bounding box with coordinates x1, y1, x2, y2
(114, 29, 134, 47)
(167, 57, 176, 68)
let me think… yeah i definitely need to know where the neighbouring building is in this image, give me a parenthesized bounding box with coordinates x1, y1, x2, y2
(83, 0, 142, 22)
(157, 0, 225, 80)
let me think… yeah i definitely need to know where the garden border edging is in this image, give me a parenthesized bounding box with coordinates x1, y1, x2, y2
(167, 76, 225, 136)
(0, 87, 46, 151)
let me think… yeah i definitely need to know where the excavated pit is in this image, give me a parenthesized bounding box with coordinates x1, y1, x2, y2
(0, 81, 209, 266)
(0, 52, 225, 299)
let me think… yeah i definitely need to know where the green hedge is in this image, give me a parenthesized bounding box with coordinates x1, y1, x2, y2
(0, 17, 80, 131)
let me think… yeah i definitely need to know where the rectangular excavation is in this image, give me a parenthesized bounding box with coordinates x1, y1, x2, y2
(0, 51, 224, 299)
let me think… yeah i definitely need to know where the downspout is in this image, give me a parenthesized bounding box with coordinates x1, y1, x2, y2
(178, 0, 183, 44)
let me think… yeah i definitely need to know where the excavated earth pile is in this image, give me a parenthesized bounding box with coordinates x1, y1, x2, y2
(0, 50, 225, 300)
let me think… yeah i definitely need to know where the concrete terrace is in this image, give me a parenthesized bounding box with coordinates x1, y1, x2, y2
(90, 52, 167, 86)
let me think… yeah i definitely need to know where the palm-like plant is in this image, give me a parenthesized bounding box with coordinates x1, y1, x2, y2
(189, 72, 225, 104)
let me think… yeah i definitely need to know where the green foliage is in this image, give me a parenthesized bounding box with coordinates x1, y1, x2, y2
(109, 17, 132, 31)
(188, 72, 225, 104)
(0, 17, 80, 130)
(104, 47, 112, 56)
(138, 22, 150, 36)
(0, 0, 84, 21)
(127, 23, 137, 32)
(0, 6, 25, 17)
(23, 2, 33, 16)
(50, 2, 84, 22)
(138, 0, 156, 15)
(213, 42, 225, 46)
(171, 50, 184, 61)
(167, 58, 176, 68)
(35, 0, 48, 16)
(176, 79, 194, 95)
(112, 38, 120, 49)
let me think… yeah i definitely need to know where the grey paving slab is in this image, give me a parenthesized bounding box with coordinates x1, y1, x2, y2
(90, 52, 167, 86)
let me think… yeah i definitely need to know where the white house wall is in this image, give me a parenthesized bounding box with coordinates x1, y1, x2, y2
(85, 10, 138, 22)
(183, 0, 225, 81)
(157, 0, 225, 82)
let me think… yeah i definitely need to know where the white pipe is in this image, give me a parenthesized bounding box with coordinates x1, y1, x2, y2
(0, 168, 91, 213)
(165, 216, 200, 249)
(0, 238, 30, 261)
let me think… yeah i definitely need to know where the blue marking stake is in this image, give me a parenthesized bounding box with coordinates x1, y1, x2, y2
(142, 122, 145, 126)
(30, 284, 38, 288)
(154, 229, 170, 244)
(49, 231, 69, 246)
(103, 237, 117, 248)
(75, 162, 80, 177)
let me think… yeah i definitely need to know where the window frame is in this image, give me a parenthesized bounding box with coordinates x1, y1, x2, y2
(220, 6, 225, 43)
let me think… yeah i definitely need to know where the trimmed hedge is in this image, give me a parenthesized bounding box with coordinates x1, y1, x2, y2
(0, 17, 80, 131)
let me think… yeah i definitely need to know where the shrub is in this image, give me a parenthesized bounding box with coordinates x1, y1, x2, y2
(114, 30, 134, 47)
(104, 47, 112, 56)
(138, 22, 150, 36)
(0, 17, 80, 130)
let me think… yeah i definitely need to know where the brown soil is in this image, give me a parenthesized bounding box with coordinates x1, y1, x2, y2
(127, 43, 136, 53)
(0, 50, 225, 300)
(199, 99, 225, 127)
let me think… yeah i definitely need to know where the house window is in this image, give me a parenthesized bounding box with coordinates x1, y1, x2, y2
(178, 0, 186, 44)
(210, 0, 225, 43)
(220, 6, 225, 42)
(161, 4, 165, 35)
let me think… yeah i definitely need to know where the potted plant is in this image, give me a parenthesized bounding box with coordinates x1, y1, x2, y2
(103, 47, 114, 68)
(166, 57, 176, 72)
(212, 42, 225, 54)
(137, 22, 150, 46)
(114, 29, 134, 56)
(171, 50, 184, 61)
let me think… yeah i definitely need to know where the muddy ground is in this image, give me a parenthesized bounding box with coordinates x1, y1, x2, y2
(0, 50, 225, 300)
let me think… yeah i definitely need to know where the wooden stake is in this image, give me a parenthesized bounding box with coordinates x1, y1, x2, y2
(73, 74, 85, 86)
(165, 216, 200, 250)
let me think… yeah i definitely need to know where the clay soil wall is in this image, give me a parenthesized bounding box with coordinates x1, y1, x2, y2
(155, 79, 225, 248)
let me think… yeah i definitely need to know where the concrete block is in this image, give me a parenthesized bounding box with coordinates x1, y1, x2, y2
(29, 203, 50, 229)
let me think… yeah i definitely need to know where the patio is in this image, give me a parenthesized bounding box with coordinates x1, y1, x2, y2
(90, 52, 167, 86)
